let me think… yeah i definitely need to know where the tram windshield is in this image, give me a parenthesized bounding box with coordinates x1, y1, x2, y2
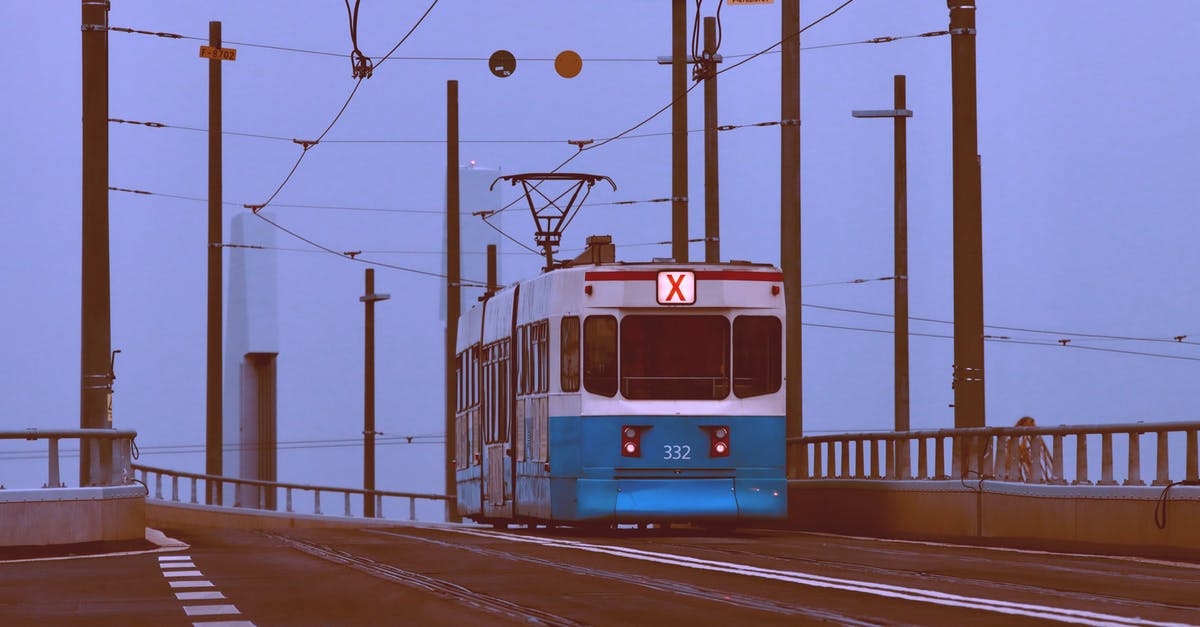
(583, 314, 782, 401)
(620, 315, 730, 400)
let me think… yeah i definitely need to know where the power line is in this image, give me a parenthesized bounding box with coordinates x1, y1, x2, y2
(109, 116, 791, 145)
(107, 24, 945, 64)
(804, 321, 1200, 362)
(803, 275, 895, 288)
(805, 303, 1200, 347)
(0, 434, 445, 461)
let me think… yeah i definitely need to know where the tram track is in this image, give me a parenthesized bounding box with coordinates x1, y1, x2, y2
(647, 537, 1200, 615)
(367, 528, 886, 626)
(262, 532, 585, 627)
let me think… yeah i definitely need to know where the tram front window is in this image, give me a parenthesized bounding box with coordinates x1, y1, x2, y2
(620, 315, 730, 400)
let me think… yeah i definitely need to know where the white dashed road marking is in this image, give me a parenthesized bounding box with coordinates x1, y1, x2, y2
(176, 591, 226, 601)
(158, 554, 256, 627)
(169, 580, 215, 589)
(183, 604, 241, 617)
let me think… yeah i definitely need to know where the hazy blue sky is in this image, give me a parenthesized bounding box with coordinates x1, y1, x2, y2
(2, 1, 1198, 496)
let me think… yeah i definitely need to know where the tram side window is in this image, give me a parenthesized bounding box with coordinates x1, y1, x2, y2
(733, 315, 782, 398)
(561, 316, 580, 392)
(534, 320, 549, 393)
(583, 315, 617, 397)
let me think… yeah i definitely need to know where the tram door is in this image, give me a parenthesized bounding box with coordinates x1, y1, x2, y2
(481, 291, 518, 521)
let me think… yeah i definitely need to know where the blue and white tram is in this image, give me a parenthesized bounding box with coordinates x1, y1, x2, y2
(453, 261, 787, 527)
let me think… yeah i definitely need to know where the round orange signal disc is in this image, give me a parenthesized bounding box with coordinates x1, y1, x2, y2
(555, 50, 582, 78)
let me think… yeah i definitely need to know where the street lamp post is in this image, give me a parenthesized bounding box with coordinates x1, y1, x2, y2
(852, 74, 912, 478)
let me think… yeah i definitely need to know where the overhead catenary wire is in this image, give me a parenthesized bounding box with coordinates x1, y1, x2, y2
(107, 23, 945, 64)
(0, 435, 445, 461)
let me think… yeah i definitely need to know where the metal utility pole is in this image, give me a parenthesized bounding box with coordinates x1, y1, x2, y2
(206, 20, 224, 504)
(445, 80, 462, 522)
(947, 1, 985, 429)
(360, 269, 389, 518)
(80, 0, 112, 486)
(671, 0, 689, 262)
(852, 75, 913, 477)
(781, 0, 803, 478)
(703, 16, 720, 264)
(486, 244, 498, 298)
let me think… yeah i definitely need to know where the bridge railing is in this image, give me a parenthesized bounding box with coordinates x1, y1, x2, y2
(133, 463, 453, 522)
(0, 428, 138, 488)
(788, 421, 1200, 486)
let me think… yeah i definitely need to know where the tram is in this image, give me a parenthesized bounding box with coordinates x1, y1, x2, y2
(453, 244, 788, 527)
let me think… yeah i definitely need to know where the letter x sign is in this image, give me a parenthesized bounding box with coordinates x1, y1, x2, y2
(657, 271, 696, 305)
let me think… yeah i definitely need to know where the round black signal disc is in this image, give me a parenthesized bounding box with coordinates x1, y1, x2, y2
(488, 50, 516, 78)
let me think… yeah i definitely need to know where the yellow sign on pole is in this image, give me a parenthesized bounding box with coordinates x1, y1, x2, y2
(199, 45, 237, 61)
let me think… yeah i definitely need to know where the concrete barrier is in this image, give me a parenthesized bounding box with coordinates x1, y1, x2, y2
(0, 485, 147, 547)
(789, 479, 1200, 560)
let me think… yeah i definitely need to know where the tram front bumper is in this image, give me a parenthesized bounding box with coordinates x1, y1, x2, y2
(574, 477, 787, 522)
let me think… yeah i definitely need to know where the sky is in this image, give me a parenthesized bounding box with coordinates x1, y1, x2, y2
(1, 1, 1198, 498)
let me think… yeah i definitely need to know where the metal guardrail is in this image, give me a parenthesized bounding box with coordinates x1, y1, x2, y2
(0, 428, 138, 488)
(133, 463, 453, 522)
(788, 421, 1200, 486)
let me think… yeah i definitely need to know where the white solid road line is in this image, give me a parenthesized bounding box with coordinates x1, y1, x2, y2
(176, 591, 226, 601)
(183, 604, 241, 617)
(169, 580, 215, 589)
(446, 528, 1196, 627)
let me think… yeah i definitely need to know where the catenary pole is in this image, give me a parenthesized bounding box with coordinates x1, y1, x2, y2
(948, 1, 985, 433)
(445, 81, 462, 522)
(893, 74, 911, 475)
(361, 269, 389, 517)
(671, 0, 689, 262)
(80, 0, 112, 486)
(206, 20, 224, 504)
(703, 16, 720, 264)
(781, 0, 803, 478)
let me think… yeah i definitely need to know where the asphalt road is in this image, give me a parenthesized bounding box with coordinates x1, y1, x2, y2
(3, 524, 1198, 626)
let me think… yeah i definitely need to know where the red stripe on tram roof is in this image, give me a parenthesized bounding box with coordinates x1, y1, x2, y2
(583, 270, 782, 282)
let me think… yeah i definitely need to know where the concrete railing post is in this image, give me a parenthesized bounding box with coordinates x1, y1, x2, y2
(1099, 433, 1116, 485)
(813, 442, 823, 479)
(1005, 436, 1020, 481)
(825, 442, 836, 478)
(344, 492, 352, 517)
(1030, 436, 1046, 484)
(797, 441, 809, 479)
(286, 488, 294, 513)
(155, 472, 163, 499)
(885, 439, 895, 480)
(917, 437, 928, 479)
(839, 441, 850, 478)
(1153, 431, 1171, 486)
(409, 497, 417, 521)
(171, 476, 179, 502)
(1188, 430, 1199, 482)
(870, 439, 882, 479)
(376, 494, 383, 519)
(1074, 434, 1091, 485)
(1052, 434, 1065, 484)
(47, 438, 60, 488)
(855, 439, 866, 478)
(935, 436, 946, 479)
(190, 477, 198, 504)
(314, 490, 322, 515)
(1125, 432, 1144, 486)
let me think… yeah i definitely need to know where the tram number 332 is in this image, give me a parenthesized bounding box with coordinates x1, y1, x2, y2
(663, 445, 692, 460)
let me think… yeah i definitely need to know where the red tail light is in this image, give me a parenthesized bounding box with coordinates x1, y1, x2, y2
(621, 425, 645, 457)
(706, 425, 730, 457)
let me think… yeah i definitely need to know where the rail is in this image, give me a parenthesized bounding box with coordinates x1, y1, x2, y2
(0, 428, 138, 488)
(788, 421, 1200, 486)
(133, 463, 453, 522)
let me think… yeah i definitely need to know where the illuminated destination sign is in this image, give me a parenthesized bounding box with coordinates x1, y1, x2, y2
(657, 271, 696, 305)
